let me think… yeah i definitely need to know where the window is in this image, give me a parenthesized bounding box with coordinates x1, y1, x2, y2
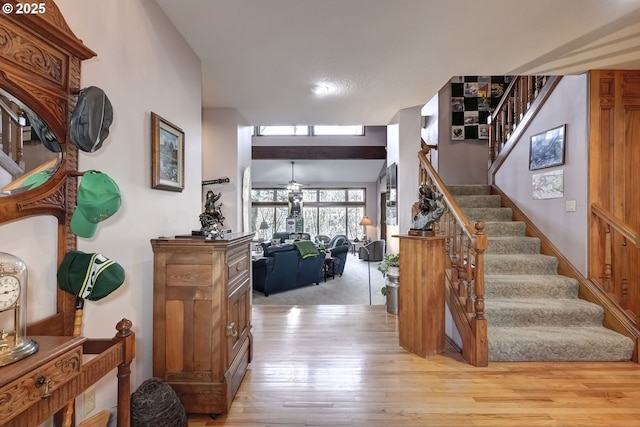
(251, 187, 366, 241)
(312, 125, 364, 136)
(257, 126, 309, 136)
(254, 125, 365, 136)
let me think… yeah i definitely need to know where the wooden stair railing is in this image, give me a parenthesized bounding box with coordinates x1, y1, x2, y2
(488, 76, 562, 182)
(590, 203, 640, 326)
(0, 96, 25, 179)
(418, 141, 488, 367)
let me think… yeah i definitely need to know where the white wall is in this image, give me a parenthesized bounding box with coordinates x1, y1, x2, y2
(0, 1, 202, 423)
(385, 123, 400, 252)
(202, 108, 249, 233)
(201, 109, 255, 233)
(421, 92, 439, 170)
(436, 82, 490, 185)
(386, 106, 422, 254)
(495, 74, 589, 273)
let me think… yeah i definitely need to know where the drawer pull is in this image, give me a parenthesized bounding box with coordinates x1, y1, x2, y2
(226, 322, 238, 338)
(35, 376, 52, 399)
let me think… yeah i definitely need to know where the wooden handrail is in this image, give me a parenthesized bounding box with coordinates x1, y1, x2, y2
(418, 149, 476, 239)
(591, 203, 640, 248)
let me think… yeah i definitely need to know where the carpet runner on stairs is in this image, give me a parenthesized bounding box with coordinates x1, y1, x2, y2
(448, 185, 634, 362)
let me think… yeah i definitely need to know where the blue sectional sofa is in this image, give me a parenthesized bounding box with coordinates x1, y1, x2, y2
(252, 243, 326, 296)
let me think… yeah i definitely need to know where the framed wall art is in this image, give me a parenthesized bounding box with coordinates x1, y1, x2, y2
(532, 169, 564, 199)
(529, 124, 566, 171)
(451, 76, 511, 140)
(151, 112, 185, 192)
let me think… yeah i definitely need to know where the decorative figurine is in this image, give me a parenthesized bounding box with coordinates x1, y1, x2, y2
(200, 190, 226, 239)
(410, 184, 445, 236)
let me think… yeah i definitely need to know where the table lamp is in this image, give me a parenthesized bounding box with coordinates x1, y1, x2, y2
(359, 216, 372, 240)
(259, 221, 269, 240)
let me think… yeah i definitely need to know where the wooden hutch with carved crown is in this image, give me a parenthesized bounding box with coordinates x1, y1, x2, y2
(0, 1, 135, 426)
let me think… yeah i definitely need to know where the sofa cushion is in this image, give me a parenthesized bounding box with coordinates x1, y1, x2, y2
(264, 243, 295, 256)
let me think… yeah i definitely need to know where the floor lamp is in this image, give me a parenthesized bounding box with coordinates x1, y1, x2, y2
(359, 216, 373, 305)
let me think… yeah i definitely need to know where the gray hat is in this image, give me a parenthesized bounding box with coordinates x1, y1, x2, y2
(70, 86, 114, 153)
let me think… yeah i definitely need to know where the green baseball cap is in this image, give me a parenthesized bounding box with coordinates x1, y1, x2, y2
(57, 251, 125, 301)
(71, 170, 121, 238)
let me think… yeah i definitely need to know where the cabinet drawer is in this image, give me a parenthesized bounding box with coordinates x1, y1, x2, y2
(0, 346, 82, 424)
(227, 252, 249, 283)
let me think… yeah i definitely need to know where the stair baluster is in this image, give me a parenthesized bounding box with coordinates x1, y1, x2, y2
(418, 144, 489, 366)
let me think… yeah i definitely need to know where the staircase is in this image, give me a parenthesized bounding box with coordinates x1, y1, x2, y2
(449, 184, 634, 362)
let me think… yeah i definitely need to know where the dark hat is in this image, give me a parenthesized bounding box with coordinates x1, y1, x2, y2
(71, 170, 122, 238)
(70, 86, 114, 153)
(26, 110, 61, 153)
(57, 251, 125, 301)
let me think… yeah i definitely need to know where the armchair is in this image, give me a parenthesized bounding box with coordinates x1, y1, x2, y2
(359, 239, 386, 262)
(328, 243, 350, 276)
(327, 234, 350, 250)
(315, 235, 331, 245)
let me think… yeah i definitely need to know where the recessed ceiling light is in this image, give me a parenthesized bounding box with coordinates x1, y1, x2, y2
(311, 84, 330, 95)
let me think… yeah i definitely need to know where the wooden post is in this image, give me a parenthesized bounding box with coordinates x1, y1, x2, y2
(396, 234, 446, 358)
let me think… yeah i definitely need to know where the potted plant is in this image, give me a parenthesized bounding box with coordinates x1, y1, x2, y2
(377, 253, 400, 280)
(378, 254, 400, 314)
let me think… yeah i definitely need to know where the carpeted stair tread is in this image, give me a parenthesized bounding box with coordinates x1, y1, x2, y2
(449, 185, 633, 363)
(485, 274, 578, 299)
(485, 253, 558, 275)
(448, 185, 490, 196)
(462, 207, 513, 222)
(487, 236, 541, 254)
(482, 221, 526, 237)
(455, 195, 502, 208)
(488, 326, 635, 362)
(485, 298, 604, 327)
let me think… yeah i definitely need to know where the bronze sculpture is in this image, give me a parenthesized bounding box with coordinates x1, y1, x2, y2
(200, 190, 226, 238)
(410, 184, 445, 236)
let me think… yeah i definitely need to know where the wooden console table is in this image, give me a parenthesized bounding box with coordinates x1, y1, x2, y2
(396, 234, 446, 358)
(0, 320, 135, 427)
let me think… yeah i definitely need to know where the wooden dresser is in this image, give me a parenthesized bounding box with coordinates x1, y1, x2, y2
(151, 232, 254, 415)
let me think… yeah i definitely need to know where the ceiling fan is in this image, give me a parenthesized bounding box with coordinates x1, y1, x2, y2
(279, 161, 306, 192)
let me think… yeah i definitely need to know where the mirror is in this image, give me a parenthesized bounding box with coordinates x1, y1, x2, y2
(0, 87, 61, 196)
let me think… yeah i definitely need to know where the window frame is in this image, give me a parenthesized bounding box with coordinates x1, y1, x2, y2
(251, 187, 367, 240)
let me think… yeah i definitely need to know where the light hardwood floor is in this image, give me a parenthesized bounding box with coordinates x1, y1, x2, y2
(188, 305, 640, 426)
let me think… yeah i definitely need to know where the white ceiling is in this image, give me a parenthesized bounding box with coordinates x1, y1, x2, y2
(155, 0, 640, 183)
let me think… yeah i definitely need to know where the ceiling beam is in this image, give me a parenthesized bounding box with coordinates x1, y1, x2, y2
(252, 145, 386, 160)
